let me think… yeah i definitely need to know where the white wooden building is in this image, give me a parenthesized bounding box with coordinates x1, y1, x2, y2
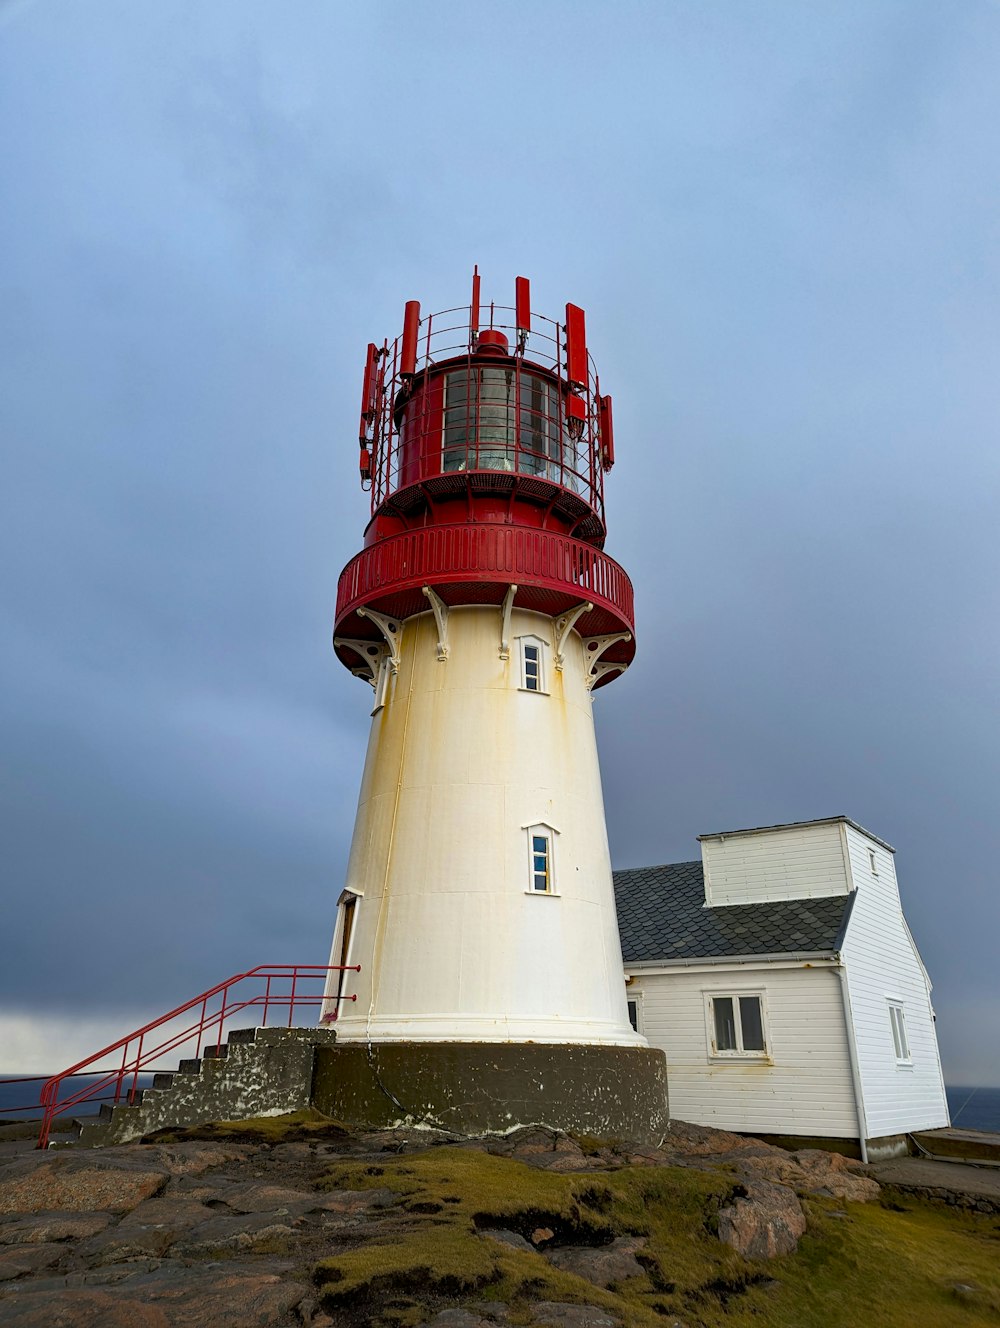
(614, 817, 950, 1161)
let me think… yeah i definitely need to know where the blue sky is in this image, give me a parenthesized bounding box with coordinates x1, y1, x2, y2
(1, 1, 998, 1084)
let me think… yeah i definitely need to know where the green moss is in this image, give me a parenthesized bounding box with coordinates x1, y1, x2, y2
(314, 1144, 1000, 1328)
(143, 1108, 352, 1144)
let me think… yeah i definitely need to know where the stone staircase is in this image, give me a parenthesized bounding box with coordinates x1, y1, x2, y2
(72, 1026, 338, 1148)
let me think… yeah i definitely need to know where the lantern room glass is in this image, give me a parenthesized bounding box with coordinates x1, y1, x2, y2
(441, 367, 583, 493)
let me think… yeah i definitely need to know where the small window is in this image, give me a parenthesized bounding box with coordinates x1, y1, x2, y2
(524, 643, 540, 690)
(888, 1001, 910, 1063)
(707, 992, 768, 1058)
(627, 996, 643, 1034)
(525, 823, 557, 894)
(531, 833, 551, 891)
(868, 848, 879, 875)
(518, 635, 547, 694)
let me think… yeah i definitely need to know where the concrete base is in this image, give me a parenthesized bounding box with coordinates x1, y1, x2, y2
(312, 1041, 669, 1144)
(744, 1131, 913, 1162)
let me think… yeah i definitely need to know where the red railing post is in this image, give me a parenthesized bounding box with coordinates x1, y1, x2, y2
(288, 968, 298, 1028)
(115, 1042, 129, 1103)
(128, 1034, 143, 1105)
(214, 988, 227, 1053)
(263, 974, 272, 1027)
(197, 996, 207, 1058)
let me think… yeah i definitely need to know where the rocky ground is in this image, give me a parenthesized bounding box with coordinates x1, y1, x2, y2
(0, 1115, 992, 1327)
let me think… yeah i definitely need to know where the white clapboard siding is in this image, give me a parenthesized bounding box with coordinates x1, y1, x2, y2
(702, 823, 850, 906)
(841, 825, 949, 1137)
(632, 964, 859, 1137)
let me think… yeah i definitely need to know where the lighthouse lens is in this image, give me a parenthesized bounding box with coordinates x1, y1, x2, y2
(440, 367, 586, 497)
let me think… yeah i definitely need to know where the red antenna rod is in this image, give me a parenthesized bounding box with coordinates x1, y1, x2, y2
(358, 342, 378, 442)
(565, 303, 588, 389)
(400, 300, 420, 377)
(515, 276, 531, 334)
(599, 394, 615, 470)
(470, 265, 481, 343)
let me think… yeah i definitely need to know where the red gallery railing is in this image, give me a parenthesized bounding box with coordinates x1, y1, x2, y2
(337, 525, 635, 635)
(0, 964, 360, 1150)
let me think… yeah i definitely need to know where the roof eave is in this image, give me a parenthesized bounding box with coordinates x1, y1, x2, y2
(623, 949, 841, 970)
(696, 816, 895, 853)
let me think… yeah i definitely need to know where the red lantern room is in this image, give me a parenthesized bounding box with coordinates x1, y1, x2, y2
(335, 269, 635, 691)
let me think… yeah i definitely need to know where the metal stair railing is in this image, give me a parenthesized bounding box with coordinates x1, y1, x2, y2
(23, 963, 359, 1149)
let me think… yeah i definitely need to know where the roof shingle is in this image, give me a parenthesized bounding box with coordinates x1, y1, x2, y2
(613, 860, 854, 965)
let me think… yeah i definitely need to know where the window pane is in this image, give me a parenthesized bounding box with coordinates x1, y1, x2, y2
(525, 675, 538, 691)
(627, 1000, 639, 1032)
(525, 645, 538, 660)
(890, 1006, 909, 1060)
(739, 997, 765, 1051)
(532, 836, 547, 854)
(713, 997, 736, 1051)
(533, 874, 548, 892)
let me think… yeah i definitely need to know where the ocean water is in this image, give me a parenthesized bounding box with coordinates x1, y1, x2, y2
(947, 1085, 1000, 1134)
(0, 1074, 155, 1122)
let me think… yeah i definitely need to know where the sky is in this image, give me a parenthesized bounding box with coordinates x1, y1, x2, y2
(1, 1, 998, 1087)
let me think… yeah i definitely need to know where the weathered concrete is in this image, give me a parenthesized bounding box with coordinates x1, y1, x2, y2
(910, 1126, 1000, 1166)
(75, 1028, 338, 1147)
(868, 1156, 1000, 1213)
(865, 1133, 911, 1162)
(311, 1042, 669, 1143)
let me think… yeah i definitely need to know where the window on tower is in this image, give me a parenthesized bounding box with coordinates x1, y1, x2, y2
(525, 824, 557, 894)
(517, 635, 547, 693)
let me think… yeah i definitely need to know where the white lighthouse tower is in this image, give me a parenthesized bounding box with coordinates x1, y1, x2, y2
(316, 273, 667, 1139)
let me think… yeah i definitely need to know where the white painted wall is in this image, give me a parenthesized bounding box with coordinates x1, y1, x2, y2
(701, 822, 850, 906)
(322, 605, 641, 1046)
(840, 824, 949, 1137)
(630, 963, 859, 1137)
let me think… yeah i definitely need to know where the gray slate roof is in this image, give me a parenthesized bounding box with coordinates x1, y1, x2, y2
(613, 860, 855, 965)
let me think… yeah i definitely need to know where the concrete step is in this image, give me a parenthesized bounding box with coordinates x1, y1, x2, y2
(65, 1027, 336, 1148)
(225, 1027, 259, 1045)
(911, 1128, 1000, 1167)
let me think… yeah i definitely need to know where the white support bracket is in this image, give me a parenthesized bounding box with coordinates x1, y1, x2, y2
(357, 607, 402, 674)
(334, 637, 388, 689)
(586, 660, 628, 691)
(553, 602, 593, 671)
(499, 584, 518, 659)
(421, 586, 450, 661)
(582, 631, 633, 691)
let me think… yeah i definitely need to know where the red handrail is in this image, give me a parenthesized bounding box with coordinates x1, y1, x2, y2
(22, 964, 360, 1149)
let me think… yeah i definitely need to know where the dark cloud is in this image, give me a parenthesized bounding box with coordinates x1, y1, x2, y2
(1, 1, 998, 1084)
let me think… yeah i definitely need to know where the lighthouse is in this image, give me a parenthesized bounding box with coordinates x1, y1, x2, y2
(315, 273, 668, 1140)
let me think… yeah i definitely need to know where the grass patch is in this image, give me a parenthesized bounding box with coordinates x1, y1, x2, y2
(313, 1145, 1000, 1327)
(143, 1108, 353, 1144)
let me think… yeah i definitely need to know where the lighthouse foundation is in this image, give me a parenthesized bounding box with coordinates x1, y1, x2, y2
(312, 1040, 669, 1144)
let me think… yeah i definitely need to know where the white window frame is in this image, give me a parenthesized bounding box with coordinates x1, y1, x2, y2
(627, 991, 644, 1035)
(888, 999, 911, 1065)
(704, 990, 769, 1060)
(868, 847, 879, 875)
(517, 634, 548, 694)
(524, 823, 557, 895)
